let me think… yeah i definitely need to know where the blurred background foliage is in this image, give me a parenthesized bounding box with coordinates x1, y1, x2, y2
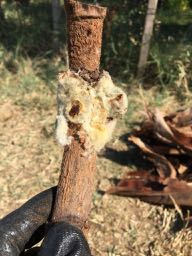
(0, 0, 192, 89)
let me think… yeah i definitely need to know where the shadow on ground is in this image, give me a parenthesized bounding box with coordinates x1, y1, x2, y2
(100, 132, 153, 170)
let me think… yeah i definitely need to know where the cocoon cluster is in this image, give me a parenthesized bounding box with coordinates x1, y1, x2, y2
(56, 69, 128, 152)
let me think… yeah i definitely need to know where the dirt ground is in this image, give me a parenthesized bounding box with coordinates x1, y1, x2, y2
(1, 96, 192, 256)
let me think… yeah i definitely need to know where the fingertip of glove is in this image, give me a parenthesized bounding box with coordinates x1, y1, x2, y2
(39, 222, 91, 256)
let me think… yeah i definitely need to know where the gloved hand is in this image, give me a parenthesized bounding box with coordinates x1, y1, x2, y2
(0, 187, 91, 256)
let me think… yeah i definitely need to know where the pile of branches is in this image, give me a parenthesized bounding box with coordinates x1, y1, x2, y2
(108, 108, 192, 208)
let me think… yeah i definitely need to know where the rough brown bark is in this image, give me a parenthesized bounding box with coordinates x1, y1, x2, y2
(52, 0, 107, 232)
(52, 137, 97, 230)
(65, 0, 106, 82)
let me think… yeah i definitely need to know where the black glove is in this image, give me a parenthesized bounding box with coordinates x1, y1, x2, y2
(0, 187, 91, 256)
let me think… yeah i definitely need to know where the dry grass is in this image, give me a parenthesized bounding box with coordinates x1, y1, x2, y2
(1, 58, 192, 255)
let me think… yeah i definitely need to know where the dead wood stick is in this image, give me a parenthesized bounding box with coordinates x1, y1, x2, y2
(52, 0, 107, 232)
